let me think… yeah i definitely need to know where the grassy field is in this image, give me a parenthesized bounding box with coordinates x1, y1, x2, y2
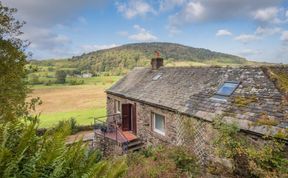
(29, 76, 121, 128)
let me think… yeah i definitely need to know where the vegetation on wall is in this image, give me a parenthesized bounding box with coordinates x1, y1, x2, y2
(213, 117, 288, 178)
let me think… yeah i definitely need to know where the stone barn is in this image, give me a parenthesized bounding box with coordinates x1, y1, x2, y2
(96, 57, 288, 165)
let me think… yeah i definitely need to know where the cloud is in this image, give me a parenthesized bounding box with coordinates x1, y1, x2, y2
(168, 0, 282, 30)
(2, 0, 106, 26)
(255, 26, 282, 36)
(21, 26, 71, 50)
(169, 1, 205, 27)
(2, 0, 108, 59)
(116, 0, 155, 19)
(281, 31, 288, 43)
(216, 29, 232, 36)
(159, 0, 186, 11)
(80, 44, 119, 53)
(234, 34, 260, 43)
(128, 25, 158, 42)
(253, 7, 280, 23)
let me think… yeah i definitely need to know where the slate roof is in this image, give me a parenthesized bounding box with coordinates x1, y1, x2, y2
(107, 66, 288, 129)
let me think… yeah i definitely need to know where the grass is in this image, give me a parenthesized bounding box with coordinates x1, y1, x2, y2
(39, 108, 106, 128)
(28, 76, 122, 128)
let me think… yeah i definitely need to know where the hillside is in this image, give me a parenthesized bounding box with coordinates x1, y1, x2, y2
(69, 42, 247, 75)
(32, 42, 248, 75)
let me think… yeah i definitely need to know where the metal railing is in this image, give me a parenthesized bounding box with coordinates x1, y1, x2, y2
(93, 113, 129, 153)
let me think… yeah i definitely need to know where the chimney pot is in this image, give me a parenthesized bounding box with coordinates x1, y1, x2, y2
(151, 58, 164, 70)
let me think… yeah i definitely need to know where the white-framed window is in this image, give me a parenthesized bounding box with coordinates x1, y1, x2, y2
(114, 100, 121, 113)
(152, 113, 165, 136)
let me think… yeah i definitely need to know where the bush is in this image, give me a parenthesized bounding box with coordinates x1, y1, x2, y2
(44, 80, 53, 86)
(29, 74, 43, 85)
(54, 118, 79, 134)
(125, 145, 199, 178)
(169, 147, 199, 175)
(55, 70, 67, 84)
(69, 79, 84, 85)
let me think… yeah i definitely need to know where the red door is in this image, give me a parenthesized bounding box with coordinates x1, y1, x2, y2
(122, 104, 131, 131)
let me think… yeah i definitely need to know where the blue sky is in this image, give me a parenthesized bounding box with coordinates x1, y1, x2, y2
(3, 0, 288, 63)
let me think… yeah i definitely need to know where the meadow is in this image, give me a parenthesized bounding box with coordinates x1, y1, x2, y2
(29, 75, 121, 128)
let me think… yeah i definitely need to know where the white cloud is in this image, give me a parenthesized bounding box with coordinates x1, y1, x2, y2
(169, 1, 205, 27)
(2, 0, 107, 59)
(116, 0, 155, 19)
(286, 10, 288, 18)
(255, 26, 282, 36)
(281, 31, 288, 43)
(128, 25, 158, 42)
(253, 7, 280, 23)
(167, 0, 282, 32)
(159, 0, 186, 11)
(216, 29, 232, 36)
(80, 44, 119, 53)
(21, 26, 71, 50)
(234, 34, 260, 43)
(2, 0, 106, 26)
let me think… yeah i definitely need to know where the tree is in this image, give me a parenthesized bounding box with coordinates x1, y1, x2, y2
(0, 2, 29, 121)
(0, 3, 128, 177)
(55, 70, 67, 84)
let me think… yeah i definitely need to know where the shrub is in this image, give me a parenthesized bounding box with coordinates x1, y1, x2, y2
(29, 74, 43, 85)
(169, 147, 199, 175)
(125, 145, 199, 178)
(69, 79, 85, 85)
(44, 80, 53, 86)
(55, 70, 67, 84)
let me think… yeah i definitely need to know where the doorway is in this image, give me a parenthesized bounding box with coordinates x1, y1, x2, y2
(121, 103, 137, 134)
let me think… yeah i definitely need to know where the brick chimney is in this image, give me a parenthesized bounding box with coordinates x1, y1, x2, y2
(151, 58, 163, 70)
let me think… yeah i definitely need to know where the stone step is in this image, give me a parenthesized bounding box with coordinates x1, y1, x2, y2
(128, 144, 145, 152)
(128, 139, 143, 148)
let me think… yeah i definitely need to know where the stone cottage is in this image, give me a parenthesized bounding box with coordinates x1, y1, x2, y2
(101, 57, 288, 164)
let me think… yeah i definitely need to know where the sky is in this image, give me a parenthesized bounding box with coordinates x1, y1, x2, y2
(2, 0, 288, 63)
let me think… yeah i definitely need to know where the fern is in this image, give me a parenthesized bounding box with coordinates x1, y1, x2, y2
(0, 117, 127, 178)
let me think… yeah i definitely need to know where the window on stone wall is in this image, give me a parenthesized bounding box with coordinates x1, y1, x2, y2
(114, 100, 121, 113)
(152, 113, 165, 136)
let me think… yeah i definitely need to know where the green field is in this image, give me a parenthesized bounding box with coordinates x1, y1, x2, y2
(29, 76, 121, 128)
(39, 108, 106, 128)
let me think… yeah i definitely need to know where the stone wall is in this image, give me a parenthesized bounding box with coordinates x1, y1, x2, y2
(106, 93, 217, 165)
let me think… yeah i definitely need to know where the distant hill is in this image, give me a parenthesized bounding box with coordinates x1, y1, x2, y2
(33, 42, 248, 75)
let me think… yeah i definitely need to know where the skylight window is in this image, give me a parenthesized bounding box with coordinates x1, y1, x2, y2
(211, 81, 240, 101)
(216, 81, 239, 96)
(152, 73, 162, 80)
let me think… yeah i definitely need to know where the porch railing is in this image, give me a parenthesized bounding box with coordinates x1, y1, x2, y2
(93, 113, 129, 153)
